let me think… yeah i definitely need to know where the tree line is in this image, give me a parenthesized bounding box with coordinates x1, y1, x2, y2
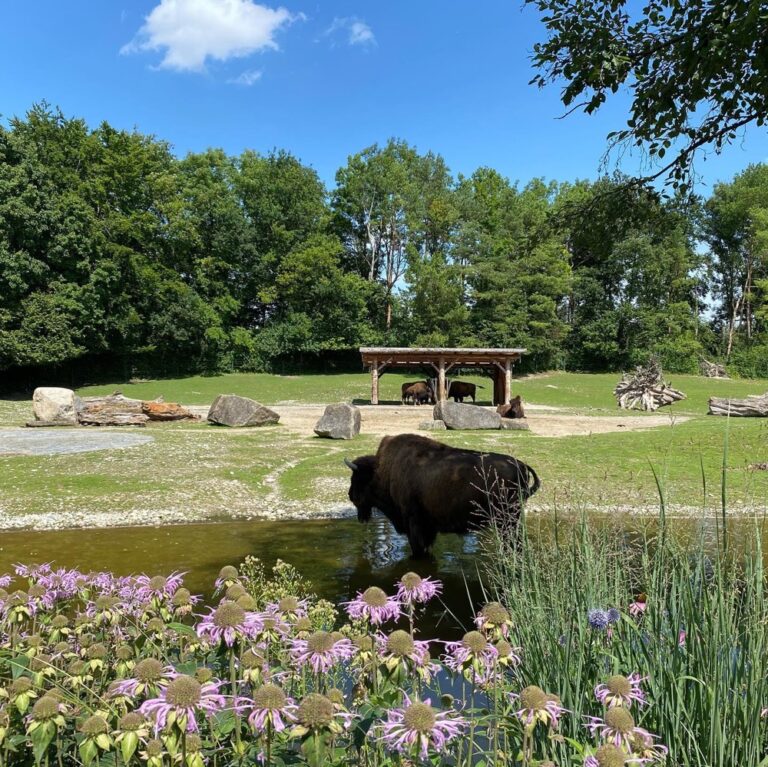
(1, 104, 767, 384)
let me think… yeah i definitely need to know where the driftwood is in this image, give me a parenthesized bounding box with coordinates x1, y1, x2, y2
(708, 393, 768, 417)
(141, 401, 199, 421)
(78, 413, 149, 427)
(614, 357, 686, 411)
(700, 358, 728, 378)
(74, 392, 197, 425)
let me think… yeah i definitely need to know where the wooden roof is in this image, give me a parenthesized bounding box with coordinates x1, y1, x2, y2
(360, 346, 526, 366)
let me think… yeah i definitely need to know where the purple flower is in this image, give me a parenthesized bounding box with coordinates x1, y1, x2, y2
(246, 684, 297, 733)
(0, 575, 12, 588)
(195, 601, 262, 647)
(110, 658, 175, 699)
(345, 587, 401, 626)
(140, 674, 226, 733)
(512, 686, 566, 729)
(378, 630, 438, 681)
(584, 744, 636, 766)
(265, 596, 308, 620)
(474, 602, 513, 638)
(595, 673, 647, 709)
(607, 608, 621, 624)
(379, 696, 466, 760)
(290, 631, 355, 673)
(629, 600, 647, 618)
(443, 631, 499, 680)
(132, 573, 185, 602)
(587, 708, 656, 751)
(588, 609, 610, 630)
(214, 566, 241, 591)
(396, 573, 442, 606)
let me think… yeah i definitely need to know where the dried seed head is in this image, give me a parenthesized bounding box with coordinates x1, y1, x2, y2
(53, 642, 71, 655)
(606, 675, 632, 698)
(116, 645, 134, 661)
(519, 685, 547, 711)
(361, 587, 388, 607)
(195, 668, 213, 684)
(479, 601, 510, 624)
(236, 594, 257, 610)
(218, 566, 238, 581)
(225, 584, 246, 601)
(327, 688, 344, 706)
(145, 739, 164, 757)
(51, 616, 69, 629)
(173, 588, 192, 606)
(185, 734, 202, 752)
(461, 631, 488, 654)
(164, 676, 201, 708)
(297, 694, 334, 728)
(402, 702, 437, 733)
(605, 707, 635, 734)
(80, 715, 109, 736)
(86, 643, 108, 660)
(253, 684, 287, 710)
(594, 744, 627, 767)
(307, 631, 335, 654)
(386, 630, 415, 657)
(78, 634, 94, 649)
(213, 601, 245, 628)
(146, 618, 166, 633)
(241, 649, 265, 669)
(119, 712, 145, 732)
(495, 639, 513, 657)
(67, 660, 87, 676)
(28, 585, 46, 599)
(31, 696, 61, 721)
(30, 654, 52, 672)
(9, 677, 33, 695)
(278, 596, 300, 612)
(25, 635, 43, 648)
(400, 572, 423, 590)
(134, 658, 165, 683)
(95, 596, 118, 610)
(294, 617, 312, 633)
(353, 634, 373, 651)
(149, 576, 168, 592)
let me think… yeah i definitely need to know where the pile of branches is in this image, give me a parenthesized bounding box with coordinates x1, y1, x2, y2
(614, 357, 686, 411)
(700, 358, 728, 378)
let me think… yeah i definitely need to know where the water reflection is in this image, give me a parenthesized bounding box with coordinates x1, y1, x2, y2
(0, 511, 765, 639)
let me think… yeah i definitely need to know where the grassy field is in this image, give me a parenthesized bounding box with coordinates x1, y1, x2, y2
(1, 371, 767, 526)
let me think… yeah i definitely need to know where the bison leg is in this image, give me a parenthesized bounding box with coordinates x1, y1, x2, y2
(406, 514, 438, 559)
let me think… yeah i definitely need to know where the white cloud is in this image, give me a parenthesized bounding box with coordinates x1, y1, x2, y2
(228, 68, 263, 85)
(323, 17, 375, 47)
(122, 0, 301, 72)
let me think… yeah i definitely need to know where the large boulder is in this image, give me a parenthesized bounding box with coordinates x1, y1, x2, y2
(32, 387, 78, 424)
(207, 395, 280, 427)
(314, 403, 361, 439)
(433, 400, 501, 430)
(500, 419, 530, 431)
(419, 419, 447, 431)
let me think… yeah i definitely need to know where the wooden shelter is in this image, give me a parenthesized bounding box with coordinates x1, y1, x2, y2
(360, 347, 526, 405)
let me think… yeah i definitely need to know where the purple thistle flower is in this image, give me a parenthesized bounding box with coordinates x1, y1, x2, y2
(140, 674, 226, 733)
(396, 573, 442, 606)
(214, 565, 241, 591)
(379, 695, 466, 760)
(195, 601, 262, 647)
(345, 587, 401, 626)
(588, 609, 610, 630)
(377, 630, 438, 681)
(0, 575, 11, 588)
(132, 572, 185, 602)
(443, 631, 499, 680)
(595, 673, 647, 709)
(587, 708, 657, 751)
(512, 686, 566, 729)
(110, 658, 175, 699)
(474, 602, 513, 638)
(265, 596, 308, 620)
(246, 684, 297, 733)
(290, 631, 355, 673)
(607, 608, 621, 624)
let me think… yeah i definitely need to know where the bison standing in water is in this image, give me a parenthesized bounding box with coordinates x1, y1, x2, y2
(345, 433, 540, 557)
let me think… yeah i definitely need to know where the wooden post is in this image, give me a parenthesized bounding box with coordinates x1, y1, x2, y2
(504, 359, 512, 405)
(371, 357, 379, 405)
(438, 358, 446, 401)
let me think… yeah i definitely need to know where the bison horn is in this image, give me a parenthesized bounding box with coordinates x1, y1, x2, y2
(344, 458, 359, 471)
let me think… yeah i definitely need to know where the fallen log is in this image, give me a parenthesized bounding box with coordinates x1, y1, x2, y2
(141, 401, 199, 421)
(78, 413, 148, 427)
(708, 393, 768, 417)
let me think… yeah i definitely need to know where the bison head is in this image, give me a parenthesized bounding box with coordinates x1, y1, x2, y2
(344, 455, 378, 522)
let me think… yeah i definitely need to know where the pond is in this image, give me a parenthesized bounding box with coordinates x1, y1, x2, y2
(0, 512, 765, 638)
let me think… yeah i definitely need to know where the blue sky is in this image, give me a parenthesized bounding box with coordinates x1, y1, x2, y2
(2, 0, 766, 191)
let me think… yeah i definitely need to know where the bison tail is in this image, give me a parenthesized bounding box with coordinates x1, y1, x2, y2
(522, 465, 541, 500)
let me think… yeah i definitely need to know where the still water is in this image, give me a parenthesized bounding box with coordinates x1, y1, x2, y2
(0, 512, 765, 638)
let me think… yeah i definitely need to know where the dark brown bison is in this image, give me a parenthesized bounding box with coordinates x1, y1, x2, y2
(345, 433, 540, 557)
(496, 395, 525, 419)
(448, 380, 483, 403)
(401, 381, 434, 405)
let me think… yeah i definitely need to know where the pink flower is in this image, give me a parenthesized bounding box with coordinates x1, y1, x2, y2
(396, 573, 442, 606)
(195, 601, 262, 647)
(512, 686, 565, 729)
(290, 631, 355, 673)
(132, 572, 185, 602)
(594, 673, 647, 708)
(344, 587, 401, 626)
(140, 674, 226, 733)
(443, 631, 499, 680)
(379, 696, 466, 760)
(629, 600, 647, 618)
(246, 684, 297, 733)
(587, 708, 657, 751)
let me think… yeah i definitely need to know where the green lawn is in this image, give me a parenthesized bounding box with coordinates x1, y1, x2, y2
(1, 371, 767, 524)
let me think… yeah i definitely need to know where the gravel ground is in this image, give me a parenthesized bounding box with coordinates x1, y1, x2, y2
(0, 429, 153, 456)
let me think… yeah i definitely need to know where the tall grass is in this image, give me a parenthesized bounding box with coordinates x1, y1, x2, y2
(482, 501, 768, 765)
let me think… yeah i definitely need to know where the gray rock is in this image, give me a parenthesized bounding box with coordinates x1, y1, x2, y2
(207, 395, 280, 427)
(314, 403, 361, 439)
(500, 419, 530, 431)
(433, 400, 501, 430)
(32, 387, 77, 424)
(419, 419, 447, 431)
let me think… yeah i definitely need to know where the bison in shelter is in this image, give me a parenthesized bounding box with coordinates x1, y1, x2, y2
(447, 380, 483, 403)
(401, 381, 434, 405)
(345, 433, 540, 557)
